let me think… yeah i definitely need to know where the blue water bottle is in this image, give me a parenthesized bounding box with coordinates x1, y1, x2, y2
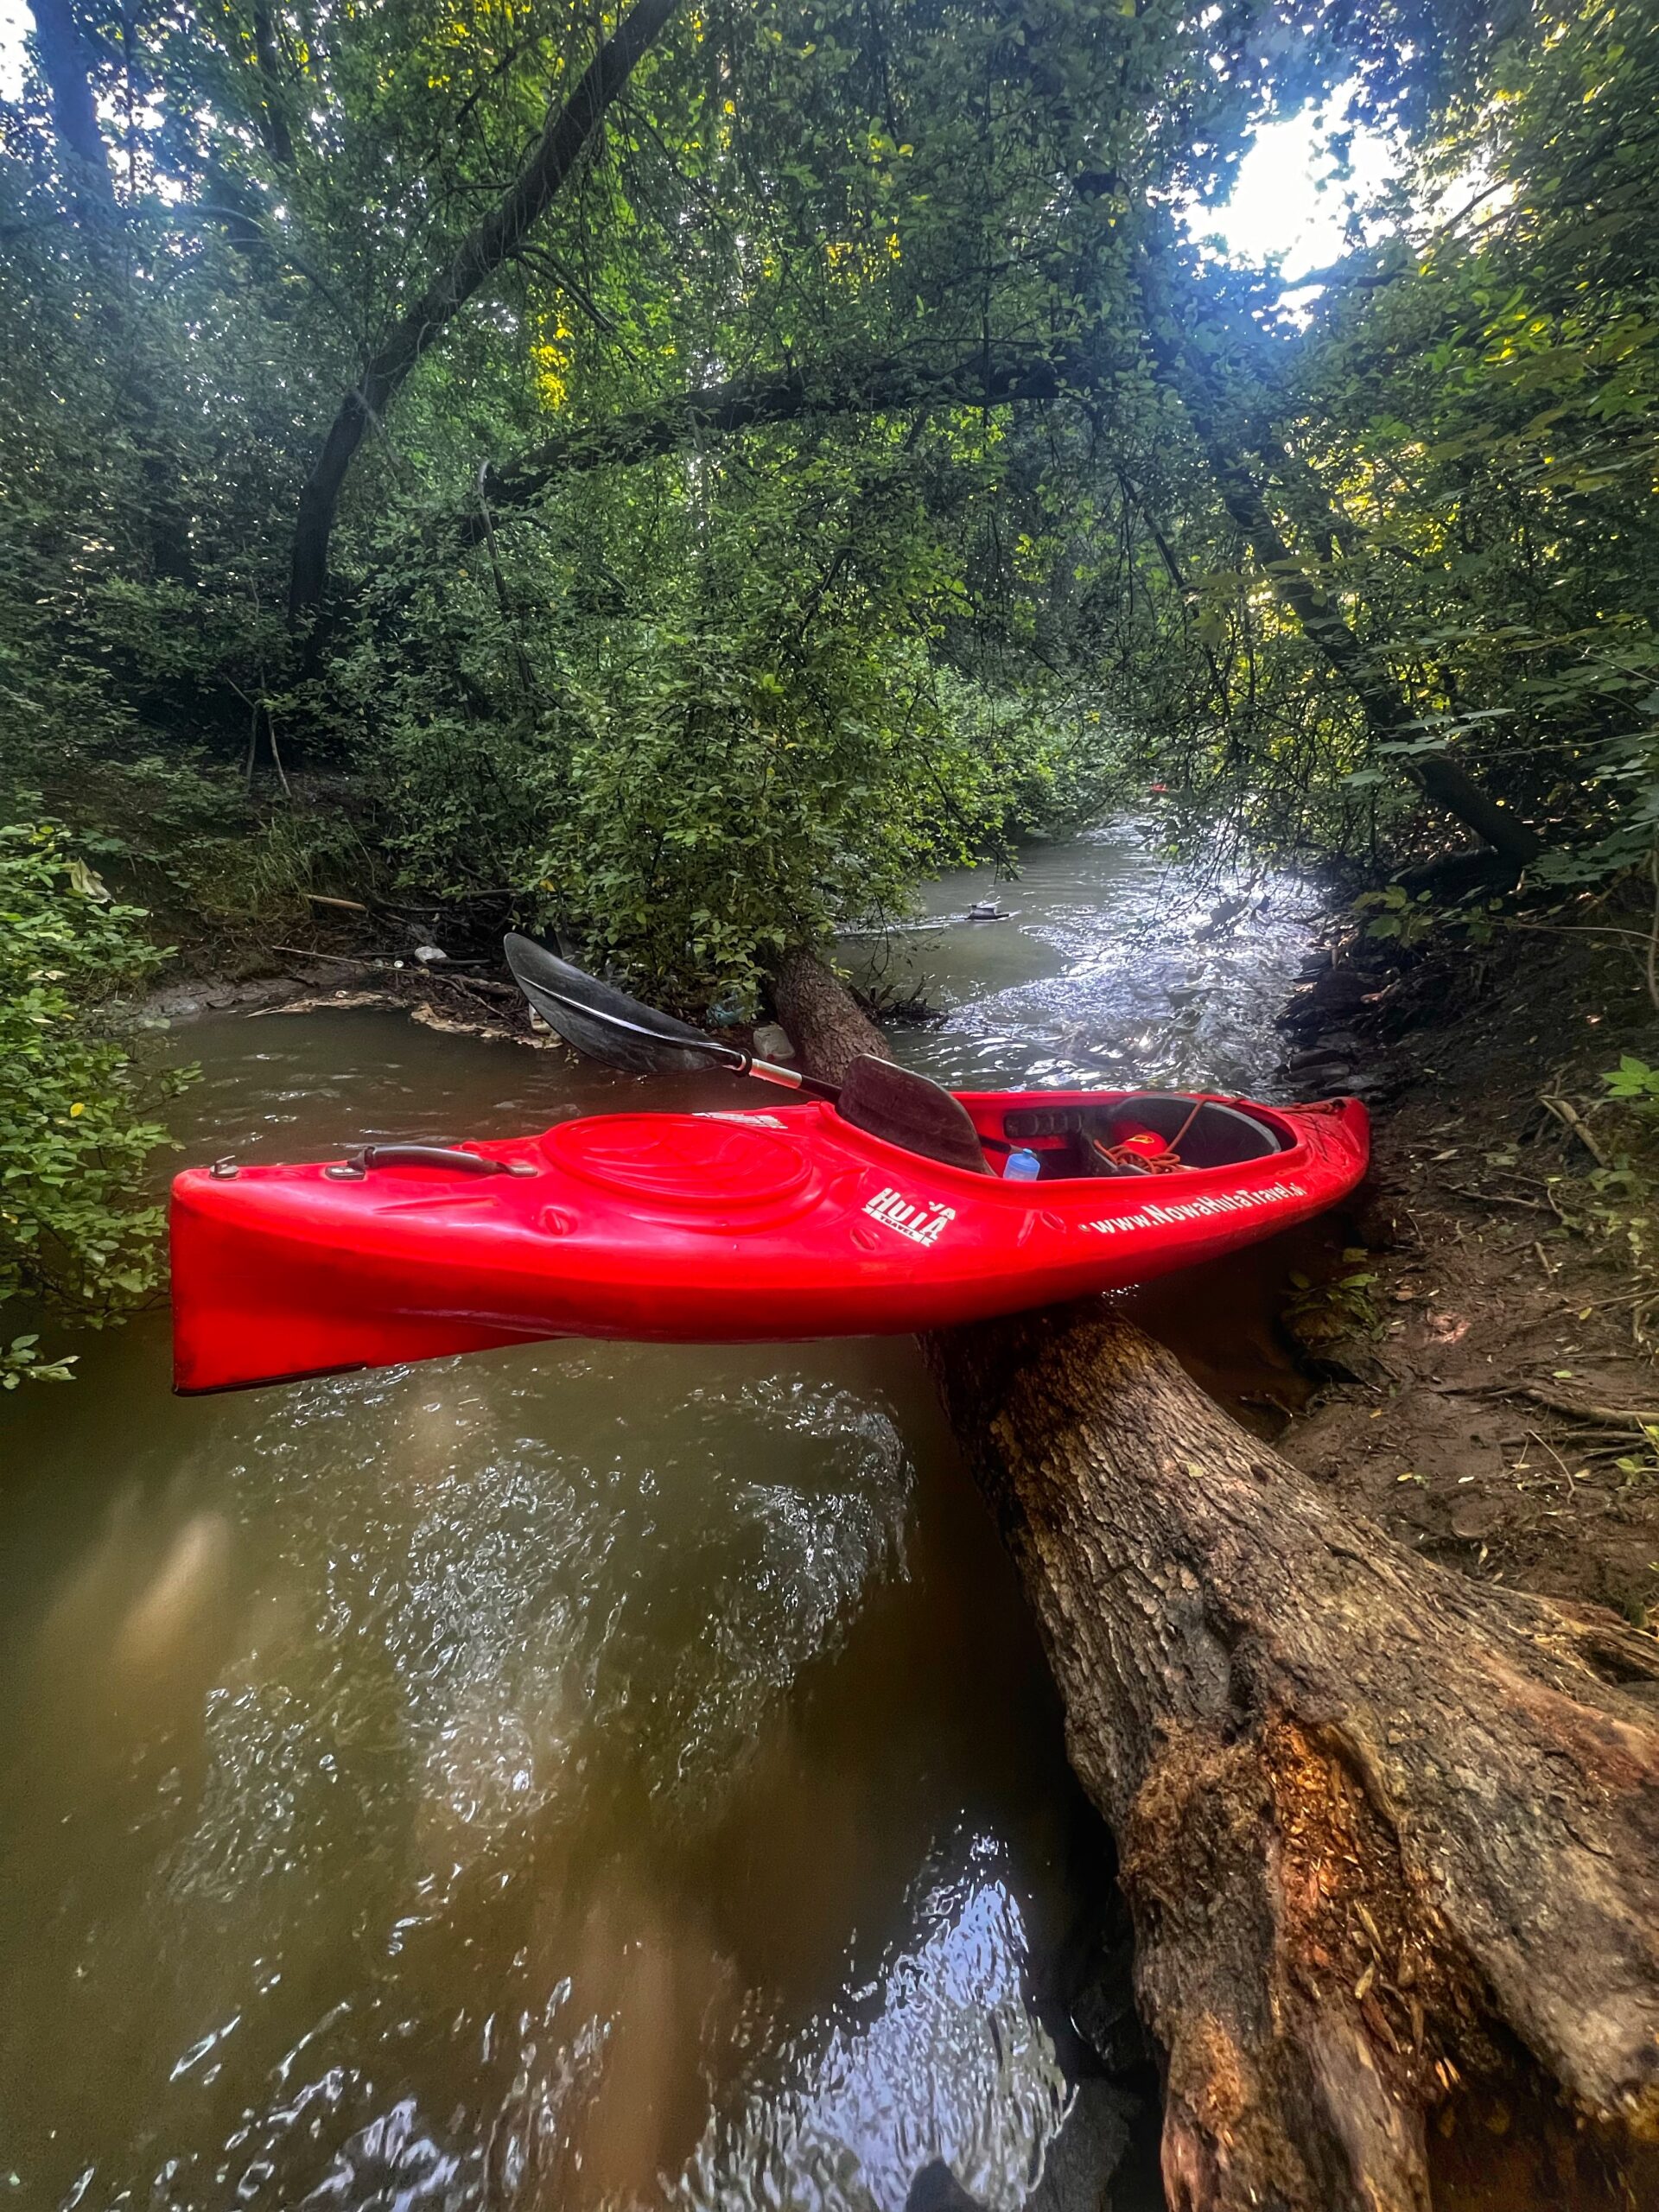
(1004, 1147, 1041, 1181)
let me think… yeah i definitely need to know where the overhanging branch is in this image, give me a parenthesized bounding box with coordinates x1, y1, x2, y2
(468, 344, 1090, 524)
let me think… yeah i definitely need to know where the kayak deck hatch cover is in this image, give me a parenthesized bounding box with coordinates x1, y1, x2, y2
(170, 1084, 1370, 1395)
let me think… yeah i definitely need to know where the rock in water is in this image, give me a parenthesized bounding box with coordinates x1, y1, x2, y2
(905, 2161, 986, 2212)
(1026, 2079, 1139, 2212)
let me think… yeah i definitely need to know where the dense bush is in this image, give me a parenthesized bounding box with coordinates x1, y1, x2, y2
(0, 824, 191, 1382)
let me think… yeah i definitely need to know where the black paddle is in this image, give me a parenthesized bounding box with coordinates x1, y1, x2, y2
(503, 934, 842, 1099)
(502, 933, 999, 1173)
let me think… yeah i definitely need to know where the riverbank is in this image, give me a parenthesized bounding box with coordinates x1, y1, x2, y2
(1271, 915, 1659, 1630)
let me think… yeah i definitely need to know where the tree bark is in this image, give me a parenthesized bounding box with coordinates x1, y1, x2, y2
(473, 346, 1083, 520)
(1135, 238, 1545, 868)
(28, 0, 117, 210)
(250, 2, 295, 168)
(288, 0, 681, 621)
(777, 949, 1659, 2212)
(768, 944, 893, 1079)
(927, 1308, 1659, 2212)
(28, 0, 196, 581)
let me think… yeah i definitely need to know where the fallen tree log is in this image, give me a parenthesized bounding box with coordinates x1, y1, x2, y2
(769, 945, 888, 1080)
(773, 948, 1659, 2212)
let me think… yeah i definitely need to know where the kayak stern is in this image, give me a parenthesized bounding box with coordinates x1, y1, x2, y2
(169, 1170, 544, 1394)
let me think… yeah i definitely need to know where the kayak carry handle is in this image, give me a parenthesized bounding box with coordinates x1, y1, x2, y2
(324, 1144, 532, 1180)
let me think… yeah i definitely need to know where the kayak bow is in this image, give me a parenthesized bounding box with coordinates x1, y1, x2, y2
(169, 1084, 1369, 1395)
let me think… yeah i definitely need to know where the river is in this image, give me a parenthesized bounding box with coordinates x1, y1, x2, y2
(0, 825, 1313, 2212)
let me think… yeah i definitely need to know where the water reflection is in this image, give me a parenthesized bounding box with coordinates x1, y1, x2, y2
(1, 1320, 1077, 2209)
(677, 1843, 1068, 2212)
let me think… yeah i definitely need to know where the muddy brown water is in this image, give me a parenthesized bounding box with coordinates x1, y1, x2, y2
(0, 828, 1319, 2211)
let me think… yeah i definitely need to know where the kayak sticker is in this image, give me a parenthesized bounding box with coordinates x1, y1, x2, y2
(864, 1185, 957, 1248)
(1080, 1179, 1308, 1236)
(701, 1111, 787, 1128)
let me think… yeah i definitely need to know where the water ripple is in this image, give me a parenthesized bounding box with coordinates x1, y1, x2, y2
(674, 1840, 1068, 2212)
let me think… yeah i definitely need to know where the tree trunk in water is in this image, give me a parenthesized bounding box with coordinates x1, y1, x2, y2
(769, 946, 891, 1079)
(288, 0, 681, 622)
(776, 948, 1659, 2212)
(927, 1307, 1659, 2212)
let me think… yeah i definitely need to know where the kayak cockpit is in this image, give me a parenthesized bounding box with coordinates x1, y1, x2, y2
(967, 1090, 1293, 1182)
(833, 1058, 1291, 1185)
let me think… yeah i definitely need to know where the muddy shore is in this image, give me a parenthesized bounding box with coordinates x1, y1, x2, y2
(1268, 917, 1659, 1630)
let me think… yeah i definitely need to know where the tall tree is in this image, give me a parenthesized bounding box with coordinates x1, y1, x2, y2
(26, 0, 113, 209)
(288, 0, 683, 620)
(1135, 227, 1546, 865)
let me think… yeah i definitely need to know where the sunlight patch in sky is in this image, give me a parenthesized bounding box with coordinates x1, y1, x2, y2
(1, 1, 25, 103)
(1191, 89, 1398, 280)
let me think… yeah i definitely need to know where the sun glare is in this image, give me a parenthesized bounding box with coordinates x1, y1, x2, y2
(1, 1, 25, 103)
(1190, 87, 1397, 281)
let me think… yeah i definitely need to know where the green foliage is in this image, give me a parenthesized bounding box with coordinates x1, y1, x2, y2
(4, 0, 1659, 999)
(1603, 1056, 1659, 1116)
(2, 1335, 79, 1389)
(549, 636, 993, 1005)
(0, 824, 192, 1331)
(1532, 1058, 1659, 1331)
(323, 402, 1120, 1001)
(1285, 1251, 1382, 1346)
(1252, 2, 1659, 872)
(1355, 885, 1438, 948)
(1615, 1426, 1659, 1482)
(1553, 1161, 1654, 1281)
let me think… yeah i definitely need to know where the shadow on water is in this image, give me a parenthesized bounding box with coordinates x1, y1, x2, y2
(0, 824, 1324, 2210)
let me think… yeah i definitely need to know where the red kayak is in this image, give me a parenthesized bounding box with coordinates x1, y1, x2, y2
(170, 1075, 1369, 1395)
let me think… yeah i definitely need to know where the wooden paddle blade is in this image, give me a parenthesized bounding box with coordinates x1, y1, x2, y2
(836, 1055, 994, 1174)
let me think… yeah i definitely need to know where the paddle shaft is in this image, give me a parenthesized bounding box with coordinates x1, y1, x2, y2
(747, 1056, 841, 1102)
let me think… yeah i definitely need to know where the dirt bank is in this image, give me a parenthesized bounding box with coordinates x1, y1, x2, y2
(1268, 913, 1659, 1630)
(136, 946, 563, 1044)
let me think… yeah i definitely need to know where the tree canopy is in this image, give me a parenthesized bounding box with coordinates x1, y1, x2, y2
(1, 0, 1656, 1006)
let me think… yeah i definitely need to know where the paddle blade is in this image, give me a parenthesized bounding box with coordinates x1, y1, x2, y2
(504, 934, 732, 1077)
(837, 1054, 994, 1174)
